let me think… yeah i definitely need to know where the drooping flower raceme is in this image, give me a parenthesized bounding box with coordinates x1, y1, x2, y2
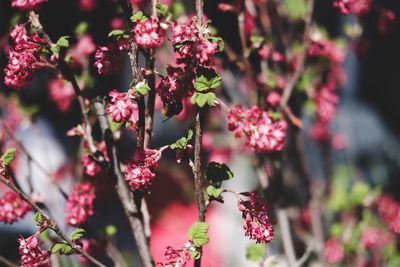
(47, 77, 75, 112)
(82, 155, 101, 177)
(237, 192, 274, 243)
(377, 194, 400, 234)
(333, 0, 372, 16)
(18, 233, 50, 267)
(0, 191, 32, 224)
(4, 24, 47, 89)
(227, 105, 287, 153)
(124, 147, 163, 191)
(94, 44, 122, 75)
(11, 0, 47, 10)
(132, 18, 165, 49)
(106, 89, 138, 124)
(65, 182, 96, 226)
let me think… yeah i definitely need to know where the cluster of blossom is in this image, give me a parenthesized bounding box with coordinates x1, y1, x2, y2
(4, 25, 47, 89)
(124, 147, 163, 191)
(78, 239, 98, 264)
(47, 77, 75, 112)
(323, 237, 344, 264)
(67, 34, 96, 68)
(333, 0, 372, 16)
(307, 36, 345, 142)
(237, 192, 274, 243)
(157, 243, 193, 267)
(378, 9, 397, 35)
(11, 0, 47, 10)
(0, 191, 31, 224)
(360, 227, 381, 249)
(157, 19, 220, 117)
(106, 89, 138, 124)
(94, 44, 123, 75)
(227, 104, 287, 153)
(133, 18, 166, 49)
(377, 194, 400, 234)
(18, 233, 50, 267)
(65, 182, 96, 226)
(82, 154, 101, 177)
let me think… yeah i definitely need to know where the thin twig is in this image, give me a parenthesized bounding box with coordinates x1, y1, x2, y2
(93, 101, 154, 267)
(0, 254, 18, 267)
(276, 208, 297, 267)
(0, 175, 106, 267)
(296, 241, 314, 266)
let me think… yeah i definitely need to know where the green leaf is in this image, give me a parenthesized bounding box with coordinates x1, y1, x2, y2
(284, 0, 307, 20)
(106, 225, 118, 236)
(75, 22, 89, 35)
(194, 75, 222, 92)
(171, 2, 185, 17)
(188, 222, 209, 247)
(70, 228, 85, 241)
(131, 11, 147, 23)
(56, 36, 70, 48)
(246, 244, 266, 262)
(51, 242, 73, 255)
(156, 3, 168, 15)
(250, 35, 264, 48)
(190, 92, 216, 108)
(134, 82, 150, 96)
(1, 148, 16, 166)
(170, 129, 193, 150)
(206, 162, 234, 184)
(108, 29, 125, 38)
(33, 212, 43, 223)
(349, 181, 370, 207)
(206, 185, 223, 198)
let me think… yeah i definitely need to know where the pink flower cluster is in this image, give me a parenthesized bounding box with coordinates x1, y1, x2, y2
(68, 35, 96, 68)
(333, 0, 372, 16)
(106, 89, 138, 124)
(360, 227, 380, 249)
(82, 155, 101, 177)
(65, 182, 96, 226)
(47, 77, 75, 112)
(377, 194, 400, 234)
(238, 192, 274, 243)
(11, 0, 47, 10)
(133, 19, 165, 49)
(227, 104, 287, 152)
(324, 238, 344, 264)
(158, 244, 192, 267)
(18, 233, 50, 267)
(94, 44, 122, 75)
(315, 84, 339, 123)
(124, 147, 162, 191)
(4, 25, 46, 89)
(0, 191, 31, 224)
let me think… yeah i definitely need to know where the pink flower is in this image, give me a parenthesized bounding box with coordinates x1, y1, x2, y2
(361, 228, 380, 249)
(78, 239, 99, 264)
(4, 50, 38, 89)
(157, 244, 192, 267)
(171, 20, 199, 46)
(324, 238, 344, 264)
(94, 44, 122, 75)
(106, 89, 138, 123)
(333, 0, 372, 16)
(65, 182, 96, 226)
(238, 192, 274, 243)
(227, 105, 287, 152)
(0, 192, 31, 224)
(68, 35, 96, 68)
(82, 155, 101, 177)
(315, 85, 339, 123)
(11, 0, 47, 10)
(47, 78, 75, 112)
(133, 19, 165, 49)
(124, 148, 162, 191)
(18, 233, 50, 267)
(258, 44, 271, 60)
(377, 195, 400, 234)
(309, 122, 330, 142)
(378, 9, 396, 35)
(218, 3, 235, 12)
(266, 91, 281, 107)
(79, 0, 97, 11)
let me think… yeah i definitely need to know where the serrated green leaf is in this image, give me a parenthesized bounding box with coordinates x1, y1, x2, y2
(206, 162, 234, 184)
(1, 148, 16, 166)
(191, 92, 216, 108)
(70, 228, 85, 241)
(194, 75, 221, 92)
(106, 225, 117, 236)
(188, 222, 209, 247)
(131, 11, 147, 23)
(56, 36, 70, 48)
(51, 242, 72, 254)
(156, 3, 168, 15)
(206, 185, 222, 198)
(246, 244, 266, 262)
(170, 129, 193, 150)
(33, 212, 43, 223)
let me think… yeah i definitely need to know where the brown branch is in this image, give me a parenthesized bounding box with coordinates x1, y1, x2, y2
(0, 175, 106, 267)
(0, 254, 18, 267)
(93, 101, 154, 267)
(276, 208, 297, 267)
